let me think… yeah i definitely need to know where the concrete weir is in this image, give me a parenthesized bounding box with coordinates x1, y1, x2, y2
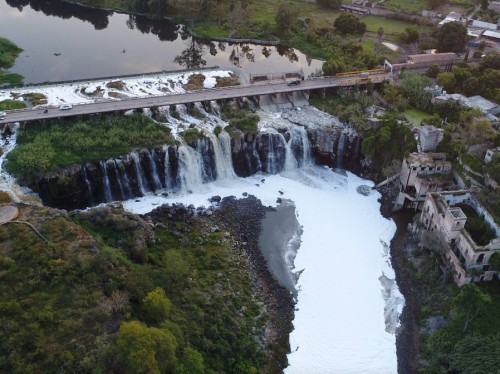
(259, 91, 310, 111)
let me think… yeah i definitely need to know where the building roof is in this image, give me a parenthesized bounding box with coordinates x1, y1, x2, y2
(407, 53, 458, 64)
(467, 95, 499, 112)
(407, 152, 450, 167)
(471, 20, 497, 30)
(483, 30, 500, 40)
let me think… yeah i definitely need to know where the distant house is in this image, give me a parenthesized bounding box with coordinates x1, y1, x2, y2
(422, 9, 439, 18)
(432, 94, 500, 123)
(438, 12, 467, 26)
(420, 125, 445, 152)
(483, 30, 500, 42)
(340, 4, 370, 14)
(406, 53, 458, 65)
(420, 191, 500, 286)
(388, 53, 459, 75)
(470, 20, 498, 31)
(396, 152, 455, 210)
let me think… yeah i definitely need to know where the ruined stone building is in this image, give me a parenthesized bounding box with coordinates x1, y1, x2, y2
(396, 153, 455, 210)
(420, 191, 500, 286)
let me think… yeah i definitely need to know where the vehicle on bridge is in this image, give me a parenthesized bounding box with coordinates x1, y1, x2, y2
(59, 104, 73, 110)
(0, 111, 6, 118)
(286, 78, 301, 86)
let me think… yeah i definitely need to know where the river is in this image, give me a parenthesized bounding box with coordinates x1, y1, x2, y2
(0, 0, 323, 84)
(0, 5, 404, 371)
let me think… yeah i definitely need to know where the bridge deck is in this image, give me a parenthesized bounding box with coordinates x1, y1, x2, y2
(0, 73, 390, 124)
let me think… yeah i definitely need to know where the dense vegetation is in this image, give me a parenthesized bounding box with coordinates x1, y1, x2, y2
(221, 105, 259, 136)
(405, 229, 500, 374)
(0, 37, 23, 87)
(5, 115, 174, 178)
(0, 203, 274, 373)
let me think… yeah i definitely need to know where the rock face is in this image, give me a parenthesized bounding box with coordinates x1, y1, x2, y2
(282, 107, 362, 172)
(30, 108, 362, 210)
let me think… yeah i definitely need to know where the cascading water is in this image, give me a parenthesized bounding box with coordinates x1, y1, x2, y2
(116, 160, 133, 199)
(100, 161, 113, 202)
(148, 149, 163, 191)
(163, 145, 173, 192)
(131, 152, 148, 195)
(218, 130, 235, 178)
(207, 132, 235, 180)
(112, 160, 126, 200)
(82, 166, 94, 206)
(176, 143, 204, 192)
(336, 132, 346, 169)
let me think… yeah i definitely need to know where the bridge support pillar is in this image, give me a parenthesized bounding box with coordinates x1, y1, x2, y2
(320, 88, 326, 99)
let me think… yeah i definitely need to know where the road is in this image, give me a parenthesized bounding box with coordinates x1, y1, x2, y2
(0, 73, 390, 124)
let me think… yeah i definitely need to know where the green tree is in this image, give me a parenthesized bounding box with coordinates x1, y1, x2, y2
(426, 64, 440, 78)
(116, 321, 177, 374)
(452, 284, 492, 333)
(436, 22, 468, 53)
(178, 347, 205, 374)
(436, 72, 457, 93)
(333, 13, 366, 35)
(398, 72, 432, 109)
(450, 335, 500, 374)
(275, 3, 299, 37)
(451, 66, 472, 90)
(143, 287, 172, 324)
(400, 27, 419, 44)
(479, 52, 500, 71)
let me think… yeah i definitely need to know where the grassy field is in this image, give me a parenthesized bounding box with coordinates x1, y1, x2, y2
(404, 107, 434, 125)
(378, 0, 428, 12)
(362, 15, 434, 34)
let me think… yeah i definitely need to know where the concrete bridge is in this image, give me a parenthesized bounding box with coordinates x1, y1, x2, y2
(0, 71, 389, 125)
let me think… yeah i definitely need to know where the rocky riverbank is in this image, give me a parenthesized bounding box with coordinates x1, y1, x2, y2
(378, 181, 420, 373)
(212, 195, 295, 373)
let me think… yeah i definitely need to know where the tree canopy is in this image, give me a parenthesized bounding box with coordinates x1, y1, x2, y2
(333, 13, 367, 35)
(436, 22, 467, 53)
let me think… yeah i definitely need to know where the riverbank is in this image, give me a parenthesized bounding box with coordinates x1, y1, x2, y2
(378, 181, 420, 373)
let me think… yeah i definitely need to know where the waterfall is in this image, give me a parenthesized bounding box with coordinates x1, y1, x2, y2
(131, 152, 148, 195)
(163, 145, 173, 192)
(100, 161, 113, 203)
(112, 160, 126, 200)
(295, 126, 311, 167)
(266, 132, 278, 174)
(336, 132, 345, 169)
(116, 159, 133, 199)
(281, 131, 298, 172)
(148, 149, 163, 191)
(82, 166, 94, 206)
(207, 131, 235, 180)
(177, 144, 203, 192)
(218, 130, 235, 178)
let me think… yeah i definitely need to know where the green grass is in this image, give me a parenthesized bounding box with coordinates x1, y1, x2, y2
(404, 107, 434, 125)
(193, 24, 231, 38)
(379, 0, 428, 13)
(362, 15, 433, 35)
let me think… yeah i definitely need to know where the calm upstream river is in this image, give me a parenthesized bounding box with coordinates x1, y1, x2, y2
(0, 0, 323, 84)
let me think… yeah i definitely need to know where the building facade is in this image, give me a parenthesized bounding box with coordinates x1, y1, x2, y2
(420, 191, 500, 286)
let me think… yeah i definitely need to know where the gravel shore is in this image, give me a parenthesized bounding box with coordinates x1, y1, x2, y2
(379, 182, 420, 374)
